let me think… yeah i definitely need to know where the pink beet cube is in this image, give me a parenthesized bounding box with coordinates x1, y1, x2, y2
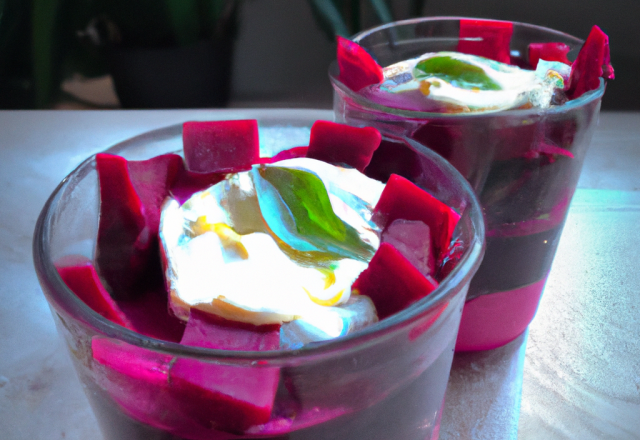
(567, 25, 614, 100)
(169, 310, 281, 433)
(382, 219, 436, 277)
(95, 153, 151, 299)
(457, 19, 513, 64)
(57, 262, 132, 328)
(353, 242, 439, 320)
(128, 154, 183, 235)
(307, 120, 381, 172)
(373, 174, 460, 261)
(336, 36, 384, 92)
(528, 42, 571, 69)
(183, 120, 260, 174)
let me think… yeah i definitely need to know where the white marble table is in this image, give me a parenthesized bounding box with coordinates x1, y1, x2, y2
(1, 110, 639, 439)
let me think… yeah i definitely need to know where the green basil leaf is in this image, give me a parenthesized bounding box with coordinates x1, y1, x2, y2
(259, 166, 374, 260)
(414, 56, 502, 91)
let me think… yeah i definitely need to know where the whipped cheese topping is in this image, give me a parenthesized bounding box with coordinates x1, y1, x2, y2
(362, 51, 570, 113)
(159, 157, 385, 326)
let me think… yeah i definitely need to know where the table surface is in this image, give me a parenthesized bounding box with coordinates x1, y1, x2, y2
(1, 110, 639, 440)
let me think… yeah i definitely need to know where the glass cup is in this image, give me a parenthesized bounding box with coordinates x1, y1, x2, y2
(33, 115, 484, 440)
(331, 17, 605, 351)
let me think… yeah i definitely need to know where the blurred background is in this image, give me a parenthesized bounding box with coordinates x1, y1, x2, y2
(0, 0, 637, 110)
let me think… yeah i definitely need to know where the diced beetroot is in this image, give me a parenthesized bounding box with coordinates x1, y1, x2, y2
(170, 360, 280, 433)
(353, 242, 439, 320)
(364, 138, 422, 183)
(95, 153, 151, 299)
(170, 167, 225, 205)
(180, 309, 280, 351)
(373, 174, 460, 260)
(457, 19, 513, 64)
(128, 154, 183, 235)
(382, 219, 436, 277)
(92, 337, 172, 386)
(182, 120, 260, 174)
(168, 310, 281, 433)
(567, 25, 614, 100)
(268, 146, 309, 164)
(57, 262, 132, 328)
(528, 42, 571, 68)
(116, 287, 186, 342)
(336, 36, 384, 92)
(306, 120, 382, 172)
(91, 338, 190, 432)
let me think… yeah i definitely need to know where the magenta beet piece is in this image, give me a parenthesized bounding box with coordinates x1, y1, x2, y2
(528, 42, 571, 68)
(353, 242, 439, 320)
(382, 219, 436, 277)
(169, 310, 281, 433)
(128, 154, 183, 235)
(116, 287, 186, 342)
(307, 120, 382, 172)
(373, 174, 460, 260)
(57, 262, 132, 328)
(457, 19, 513, 64)
(170, 167, 225, 205)
(567, 25, 614, 100)
(180, 309, 280, 350)
(182, 120, 260, 174)
(95, 153, 151, 299)
(336, 36, 384, 92)
(91, 338, 189, 432)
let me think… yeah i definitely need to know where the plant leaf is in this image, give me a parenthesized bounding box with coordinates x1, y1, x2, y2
(257, 166, 375, 261)
(414, 55, 502, 91)
(307, 0, 350, 38)
(368, 0, 393, 24)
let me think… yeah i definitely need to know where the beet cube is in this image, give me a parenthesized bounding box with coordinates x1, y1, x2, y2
(128, 154, 183, 235)
(57, 262, 132, 328)
(307, 121, 381, 172)
(457, 19, 513, 64)
(183, 120, 259, 173)
(567, 25, 614, 100)
(382, 219, 436, 277)
(353, 242, 439, 320)
(180, 309, 281, 350)
(528, 42, 571, 69)
(336, 36, 384, 92)
(95, 153, 151, 299)
(91, 338, 188, 431)
(169, 310, 281, 433)
(116, 287, 186, 343)
(170, 167, 225, 205)
(373, 174, 460, 260)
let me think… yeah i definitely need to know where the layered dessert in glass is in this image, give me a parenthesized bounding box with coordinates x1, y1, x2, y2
(34, 115, 484, 439)
(330, 17, 613, 351)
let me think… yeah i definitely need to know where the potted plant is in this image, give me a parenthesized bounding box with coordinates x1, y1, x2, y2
(80, 0, 240, 108)
(307, 0, 428, 39)
(20, 0, 240, 109)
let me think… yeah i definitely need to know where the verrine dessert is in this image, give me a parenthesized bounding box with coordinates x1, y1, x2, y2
(330, 17, 613, 351)
(34, 115, 484, 440)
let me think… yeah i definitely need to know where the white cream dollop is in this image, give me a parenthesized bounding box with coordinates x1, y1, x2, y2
(368, 51, 570, 113)
(159, 158, 384, 327)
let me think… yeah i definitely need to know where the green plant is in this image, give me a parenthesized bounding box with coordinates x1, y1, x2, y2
(1, 0, 239, 108)
(308, 0, 428, 39)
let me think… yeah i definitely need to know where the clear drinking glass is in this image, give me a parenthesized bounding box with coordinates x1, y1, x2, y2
(331, 17, 605, 351)
(33, 115, 484, 440)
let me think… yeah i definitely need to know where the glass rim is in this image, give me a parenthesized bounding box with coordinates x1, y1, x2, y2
(33, 124, 485, 365)
(329, 16, 606, 119)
